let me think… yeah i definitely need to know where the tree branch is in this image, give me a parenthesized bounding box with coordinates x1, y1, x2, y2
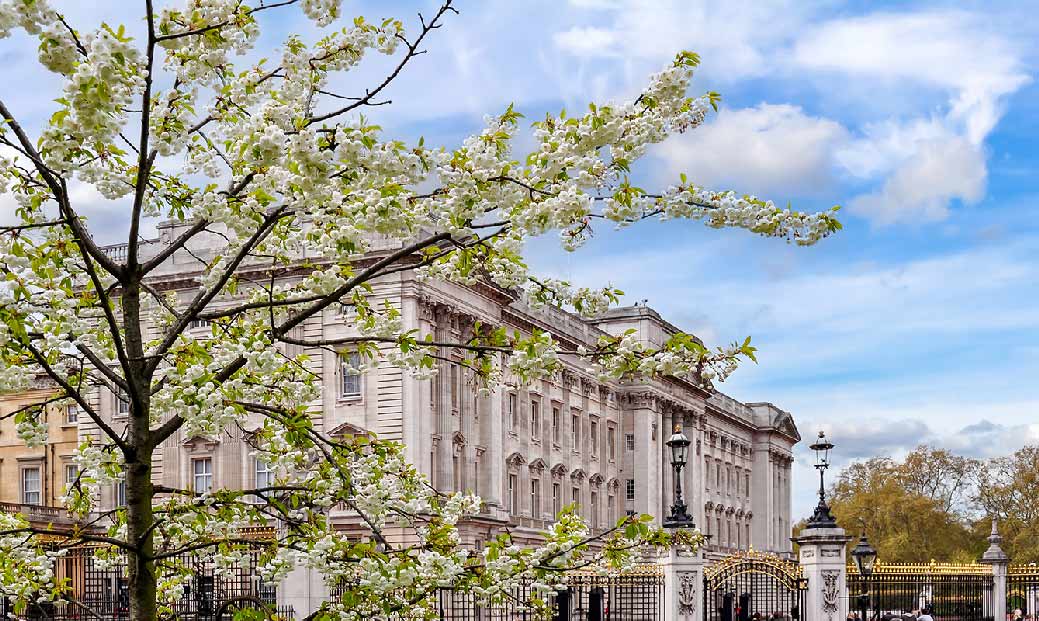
(306, 1, 456, 125)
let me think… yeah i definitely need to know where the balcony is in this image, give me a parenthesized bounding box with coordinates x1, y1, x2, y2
(101, 239, 160, 263)
(0, 501, 81, 526)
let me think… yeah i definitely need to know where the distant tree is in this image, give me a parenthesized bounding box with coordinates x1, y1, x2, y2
(818, 446, 985, 563)
(975, 446, 1039, 562)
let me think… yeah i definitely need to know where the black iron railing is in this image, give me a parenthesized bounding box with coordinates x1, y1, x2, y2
(331, 569, 665, 620)
(847, 566, 993, 621)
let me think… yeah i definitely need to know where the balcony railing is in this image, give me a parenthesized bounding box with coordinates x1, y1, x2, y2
(0, 501, 80, 525)
(101, 239, 159, 263)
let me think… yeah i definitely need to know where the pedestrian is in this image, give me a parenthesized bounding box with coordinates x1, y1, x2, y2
(917, 608, 933, 621)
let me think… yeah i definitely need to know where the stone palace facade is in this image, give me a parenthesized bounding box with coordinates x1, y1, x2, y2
(0, 221, 799, 559)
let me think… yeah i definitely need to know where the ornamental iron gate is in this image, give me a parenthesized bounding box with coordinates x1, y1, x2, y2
(1007, 565, 1039, 618)
(703, 551, 807, 621)
(847, 563, 992, 621)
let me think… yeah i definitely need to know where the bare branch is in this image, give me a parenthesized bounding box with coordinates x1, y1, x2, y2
(307, 1, 456, 125)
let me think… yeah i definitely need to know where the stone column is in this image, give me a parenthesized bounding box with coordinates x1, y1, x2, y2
(793, 526, 852, 621)
(980, 520, 1009, 621)
(659, 545, 706, 621)
(279, 565, 327, 618)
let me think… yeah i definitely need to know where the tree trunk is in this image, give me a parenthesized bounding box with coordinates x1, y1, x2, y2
(126, 455, 157, 621)
(122, 277, 157, 621)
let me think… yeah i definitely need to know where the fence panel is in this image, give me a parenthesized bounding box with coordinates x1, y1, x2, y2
(333, 568, 664, 620)
(1007, 567, 1039, 618)
(847, 564, 992, 621)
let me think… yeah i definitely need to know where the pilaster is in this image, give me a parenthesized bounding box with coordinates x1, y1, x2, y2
(980, 520, 1010, 621)
(659, 546, 705, 621)
(793, 526, 852, 621)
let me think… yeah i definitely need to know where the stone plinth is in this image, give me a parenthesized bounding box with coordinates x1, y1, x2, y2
(659, 545, 706, 621)
(793, 526, 852, 621)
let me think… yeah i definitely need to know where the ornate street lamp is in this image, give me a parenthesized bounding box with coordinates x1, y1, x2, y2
(806, 430, 838, 528)
(852, 534, 877, 577)
(852, 533, 878, 621)
(663, 425, 695, 529)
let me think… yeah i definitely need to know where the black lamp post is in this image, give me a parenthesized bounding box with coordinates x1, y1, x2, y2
(663, 425, 695, 529)
(805, 430, 838, 528)
(852, 533, 878, 621)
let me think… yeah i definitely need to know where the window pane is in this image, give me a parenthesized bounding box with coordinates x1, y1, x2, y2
(193, 458, 213, 493)
(65, 464, 79, 490)
(341, 352, 362, 397)
(22, 468, 41, 505)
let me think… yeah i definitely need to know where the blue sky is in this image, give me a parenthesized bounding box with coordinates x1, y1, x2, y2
(2, 1, 1038, 519)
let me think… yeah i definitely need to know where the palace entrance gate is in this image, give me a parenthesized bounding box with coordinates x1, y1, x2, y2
(703, 551, 807, 621)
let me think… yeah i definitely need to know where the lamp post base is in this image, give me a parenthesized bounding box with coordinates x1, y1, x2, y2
(663, 513, 696, 529)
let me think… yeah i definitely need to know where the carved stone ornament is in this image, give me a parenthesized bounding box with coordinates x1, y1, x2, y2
(678, 572, 697, 617)
(821, 569, 841, 620)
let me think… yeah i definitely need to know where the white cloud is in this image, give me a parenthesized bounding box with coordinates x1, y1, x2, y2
(553, 27, 620, 58)
(550, 0, 813, 79)
(792, 11, 1029, 143)
(655, 103, 847, 197)
(847, 136, 987, 224)
(794, 10, 1030, 224)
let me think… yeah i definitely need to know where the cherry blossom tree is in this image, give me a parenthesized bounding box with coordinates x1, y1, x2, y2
(0, 1, 841, 620)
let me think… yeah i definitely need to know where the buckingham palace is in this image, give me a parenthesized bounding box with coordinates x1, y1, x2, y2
(0, 221, 799, 562)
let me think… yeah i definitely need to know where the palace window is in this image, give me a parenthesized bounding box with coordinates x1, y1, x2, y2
(255, 459, 273, 489)
(571, 412, 580, 451)
(507, 393, 518, 430)
(625, 433, 635, 452)
(340, 352, 363, 398)
(590, 492, 599, 529)
(608, 493, 616, 525)
(590, 419, 599, 457)
(552, 483, 562, 515)
(65, 404, 79, 424)
(625, 479, 635, 501)
(508, 474, 518, 513)
(115, 479, 127, 507)
(65, 464, 79, 491)
(530, 479, 541, 517)
(571, 486, 581, 511)
(530, 400, 540, 439)
(116, 386, 130, 415)
(450, 364, 459, 410)
(607, 426, 616, 460)
(21, 467, 41, 505)
(193, 457, 213, 494)
(552, 405, 561, 444)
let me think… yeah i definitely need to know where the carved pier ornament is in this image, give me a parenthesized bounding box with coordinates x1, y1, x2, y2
(677, 572, 697, 617)
(821, 569, 841, 620)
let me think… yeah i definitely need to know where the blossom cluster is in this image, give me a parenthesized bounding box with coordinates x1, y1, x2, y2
(0, 513, 61, 603)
